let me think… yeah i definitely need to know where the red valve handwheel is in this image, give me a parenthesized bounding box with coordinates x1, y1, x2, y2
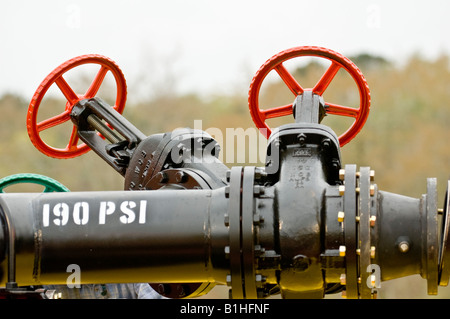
(27, 54, 127, 159)
(248, 46, 371, 146)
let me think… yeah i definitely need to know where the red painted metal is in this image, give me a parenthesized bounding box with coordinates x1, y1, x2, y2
(248, 46, 371, 146)
(27, 55, 127, 158)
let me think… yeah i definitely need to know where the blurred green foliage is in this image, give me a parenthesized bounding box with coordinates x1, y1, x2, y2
(0, 52, 448, 298)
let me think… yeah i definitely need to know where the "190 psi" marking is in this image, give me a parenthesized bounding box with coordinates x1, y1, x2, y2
(42, 200, 147, 227)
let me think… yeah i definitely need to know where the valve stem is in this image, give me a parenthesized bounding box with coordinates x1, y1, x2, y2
(87, 114, 123, 144)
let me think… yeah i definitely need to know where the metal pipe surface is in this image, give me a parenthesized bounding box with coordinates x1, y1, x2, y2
(0, 189, 230, 286)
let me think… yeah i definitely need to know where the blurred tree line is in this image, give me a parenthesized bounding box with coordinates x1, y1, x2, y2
(0, 52, 448, 298)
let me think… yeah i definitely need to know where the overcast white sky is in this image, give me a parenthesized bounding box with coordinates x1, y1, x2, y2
(1, 0, 450, 100)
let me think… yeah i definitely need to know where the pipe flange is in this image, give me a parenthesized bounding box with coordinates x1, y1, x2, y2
(226, 166, 262, 299)
(425, 178, 438, 295)
(358, 167, 373, 298)
(343, 164, 359, 298)
(438, 180, 450, 286)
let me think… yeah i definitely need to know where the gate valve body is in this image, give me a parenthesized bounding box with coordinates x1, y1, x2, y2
(0, 46, 448, 299)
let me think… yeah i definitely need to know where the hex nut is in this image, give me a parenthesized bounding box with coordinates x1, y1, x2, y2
(370, 246, 376, 258)
(339, 169, 345, 181)
(370, 215, 377, 227)
(340, 273, 346, 285)
(337, 211, 345, 223)
(398, 241, 410, 253)
(370, 185, 375, 196)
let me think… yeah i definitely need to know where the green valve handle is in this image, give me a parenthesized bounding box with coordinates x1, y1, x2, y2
(0, 173, 69, 193)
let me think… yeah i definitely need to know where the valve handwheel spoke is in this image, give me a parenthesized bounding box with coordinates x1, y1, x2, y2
(27, 55, 127, 159)
(85, 66, 110, 98)
(260, 103, 293, 120)
(274, 63, 304, 96)
(313, 61, 341, 95)
(55, 76, 79, 105)
(326, 103, 360, 118)
(248, 46, 371, 146)
(67, 125, 80, 151)
(36, 110, 72, 133)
